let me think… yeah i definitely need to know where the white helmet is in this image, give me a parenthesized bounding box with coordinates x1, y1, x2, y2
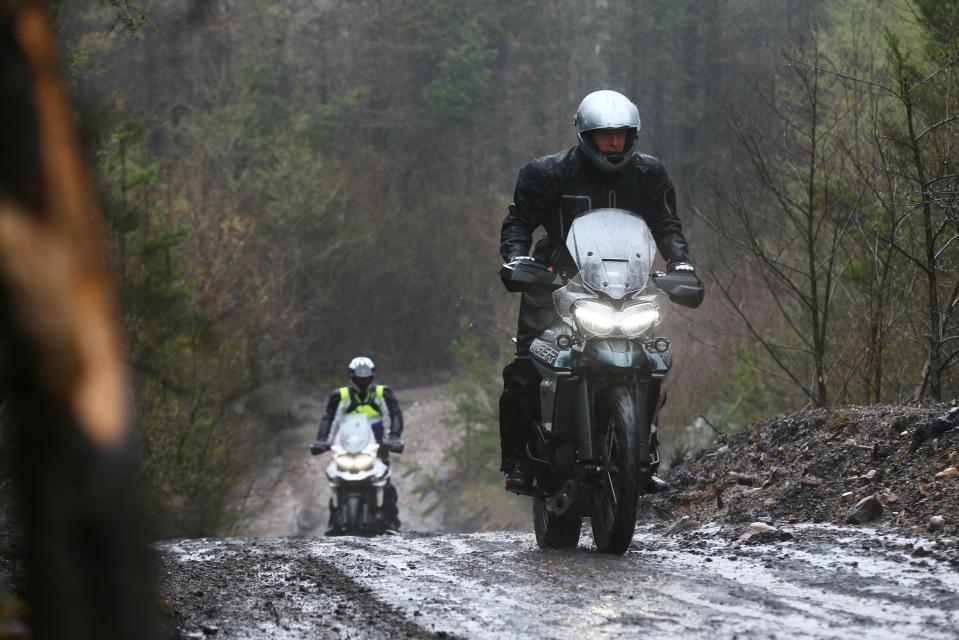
(348, 356, 375, 393)
(573, 90, 641, 173)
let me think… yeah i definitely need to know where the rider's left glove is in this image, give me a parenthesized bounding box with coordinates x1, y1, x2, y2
(310, 440, 332, 455)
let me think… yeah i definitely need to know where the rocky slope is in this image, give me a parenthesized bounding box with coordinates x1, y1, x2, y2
(652, 402, 959, 564)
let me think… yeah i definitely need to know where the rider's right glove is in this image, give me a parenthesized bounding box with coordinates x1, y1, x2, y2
(310, 440, 332, 455)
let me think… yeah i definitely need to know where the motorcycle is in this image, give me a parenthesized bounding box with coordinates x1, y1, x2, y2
(500, 208, 703, 554)
(310, 413, 404, 536)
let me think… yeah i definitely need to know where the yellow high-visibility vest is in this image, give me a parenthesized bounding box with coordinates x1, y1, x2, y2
(338, 384, 385, 418)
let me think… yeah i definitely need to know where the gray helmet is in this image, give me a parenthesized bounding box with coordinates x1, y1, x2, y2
(573, 90, 641, 173)
(348, 356, 375, 394)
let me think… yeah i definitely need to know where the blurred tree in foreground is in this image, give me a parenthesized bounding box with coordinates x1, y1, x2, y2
(0, 1, 158, 636)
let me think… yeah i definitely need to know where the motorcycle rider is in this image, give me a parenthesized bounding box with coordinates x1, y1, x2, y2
(311, 356, 404, 530)
(499, 89, 695, 494)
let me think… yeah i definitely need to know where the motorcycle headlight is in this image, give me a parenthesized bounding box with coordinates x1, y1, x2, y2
(335, 453, 375, 472)
(574, 301, 616, 336)
(620, 304, 661, 337)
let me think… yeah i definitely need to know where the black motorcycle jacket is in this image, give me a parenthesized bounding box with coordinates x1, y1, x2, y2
(316, 385, 404, 440)
(500, 146, 689, 273)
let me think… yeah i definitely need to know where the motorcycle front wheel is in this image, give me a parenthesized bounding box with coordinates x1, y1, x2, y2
(533, 497, 582, 549)
(590, 384, 643, 554)
(344, 495, 363, 534)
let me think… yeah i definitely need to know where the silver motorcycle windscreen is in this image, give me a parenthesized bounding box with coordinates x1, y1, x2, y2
(565, 208, 657, 299)
(337, 414, 373, 453)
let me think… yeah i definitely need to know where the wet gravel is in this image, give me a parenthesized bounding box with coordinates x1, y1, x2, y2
(159, 537, 450, 639)
(159, 523, 959, 639)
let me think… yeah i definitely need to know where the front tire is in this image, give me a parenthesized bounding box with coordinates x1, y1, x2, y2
(533, 497, 582, 549)
(590, 385, 645, 554)
(344, 495, 362, 534)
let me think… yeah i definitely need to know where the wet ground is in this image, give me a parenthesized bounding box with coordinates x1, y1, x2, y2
(159, 522, 959, 639)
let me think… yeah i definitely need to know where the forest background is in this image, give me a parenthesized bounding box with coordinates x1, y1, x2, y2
(37, 0, 959, 535)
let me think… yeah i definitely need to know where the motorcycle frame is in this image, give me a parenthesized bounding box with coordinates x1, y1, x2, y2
(528, 324, 671, 515)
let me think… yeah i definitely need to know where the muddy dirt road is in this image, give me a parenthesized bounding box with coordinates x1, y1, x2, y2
(160, 523, 959, 639)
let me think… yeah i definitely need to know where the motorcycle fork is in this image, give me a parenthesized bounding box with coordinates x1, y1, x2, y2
(573, 376, 594, 463)
(331, 484, 341, 508)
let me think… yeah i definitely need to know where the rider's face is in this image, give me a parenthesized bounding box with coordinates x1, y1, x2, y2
(593, 130, 627, 154)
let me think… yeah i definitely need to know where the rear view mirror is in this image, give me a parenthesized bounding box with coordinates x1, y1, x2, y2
(500, 260, 564, 293)
(651, 271, 704, 309)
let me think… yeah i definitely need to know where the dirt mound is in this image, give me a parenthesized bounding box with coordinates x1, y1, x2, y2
(658, 403, 959, 536)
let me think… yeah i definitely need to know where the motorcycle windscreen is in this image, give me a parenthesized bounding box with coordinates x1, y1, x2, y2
(337, 415, 373, 453)
(565, 208, 656, 299)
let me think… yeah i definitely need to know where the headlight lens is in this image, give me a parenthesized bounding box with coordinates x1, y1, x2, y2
(574, 301, 616, 336)
(620, 304, 660, 337)
(335, 453, 375, 472)
(572, 301, 661, 337)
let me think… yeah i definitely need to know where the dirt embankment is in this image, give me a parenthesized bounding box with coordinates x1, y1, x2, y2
(654, 402, 959, 562)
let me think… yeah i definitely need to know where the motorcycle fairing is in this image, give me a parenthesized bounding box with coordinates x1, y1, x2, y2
(565, 208, 657, 299)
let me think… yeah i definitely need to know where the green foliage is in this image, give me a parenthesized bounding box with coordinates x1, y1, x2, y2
(705, 342, 797, 433)
(99, 119, 265, 536)
(413, 321, 526, 531)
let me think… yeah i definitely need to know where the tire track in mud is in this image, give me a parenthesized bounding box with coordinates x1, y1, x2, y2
(159, 537, 455, 639)
(310, 525, 959, 640)
(160, 524, 959, 639)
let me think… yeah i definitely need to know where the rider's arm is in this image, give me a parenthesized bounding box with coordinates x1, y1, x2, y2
(316, 391, 341, 441)
(640, 159, 690, 263)
(500, 159, 556, 262)
(382, 387, 403, 437)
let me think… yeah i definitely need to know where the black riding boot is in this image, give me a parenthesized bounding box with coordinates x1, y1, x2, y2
(380, 482, 400, 531)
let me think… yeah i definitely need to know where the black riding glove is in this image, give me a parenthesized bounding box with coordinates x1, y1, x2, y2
(382, 436, 404, 454)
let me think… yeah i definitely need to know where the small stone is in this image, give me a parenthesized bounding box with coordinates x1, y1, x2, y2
(863, 469, 877, 480)
(763, 496, 776, 507)
(847, 494, 884, 524)
(929, 515, 946, 532)
(920, 484, 932, 496)
(871, 443, 892, 460)
(738, 521, 777, 542)
(202, 625, 219, 636)
(844, 438, 858, 446)
(886, 492, 899, 504)
(934, 466, 959, 480)
(841, 491, 857, 503)
(912, 543, 931, 557)
(666, 516, 700, 535)
(800, 476, 821, 488)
